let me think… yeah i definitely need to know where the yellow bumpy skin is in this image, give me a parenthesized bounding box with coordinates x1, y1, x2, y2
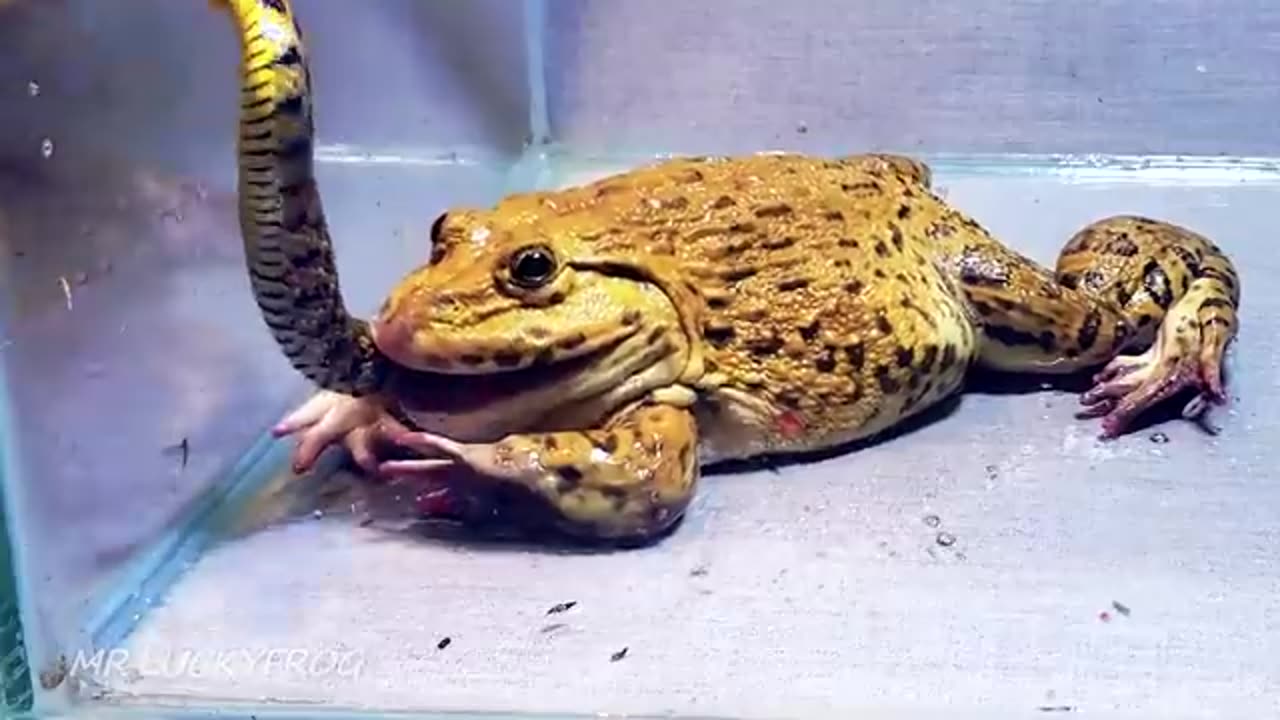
(221, 3, 1242, 544)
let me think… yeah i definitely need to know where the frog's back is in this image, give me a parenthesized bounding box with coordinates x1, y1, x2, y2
(497, 154, 982, 456)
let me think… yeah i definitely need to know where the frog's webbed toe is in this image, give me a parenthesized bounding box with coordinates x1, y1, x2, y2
(1077, 300, 1232, 438)
(273, 390, 412, 474)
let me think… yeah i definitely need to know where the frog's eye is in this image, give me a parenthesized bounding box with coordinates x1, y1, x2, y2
(507, 244, 558, 288)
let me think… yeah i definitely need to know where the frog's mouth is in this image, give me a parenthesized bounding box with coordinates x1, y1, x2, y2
(384, 347, 612, 415)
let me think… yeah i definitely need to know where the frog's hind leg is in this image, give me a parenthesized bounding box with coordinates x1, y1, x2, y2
(378, 400, 700, 544)
(837, 153, 933, 189)
(1055, 215, 1240, 437)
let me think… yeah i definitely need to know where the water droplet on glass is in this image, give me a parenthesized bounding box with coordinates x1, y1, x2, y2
(935, 531, 957, 547)
(40, 138, 53, 159)
(27, 81, 40, 97)
(922, 514, 941, 528)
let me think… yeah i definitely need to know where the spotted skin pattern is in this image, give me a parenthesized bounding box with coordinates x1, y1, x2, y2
(216, 0, 1241, 543)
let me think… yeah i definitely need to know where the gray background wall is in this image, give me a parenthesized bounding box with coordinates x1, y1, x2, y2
(543, 0, 1280, 157)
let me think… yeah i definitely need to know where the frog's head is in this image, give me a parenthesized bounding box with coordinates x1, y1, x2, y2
(370, 205, 692, 428)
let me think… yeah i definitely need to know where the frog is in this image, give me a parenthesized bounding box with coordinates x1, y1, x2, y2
(216, 0, 1241, 543)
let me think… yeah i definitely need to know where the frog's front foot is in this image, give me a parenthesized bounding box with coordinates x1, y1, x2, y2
(1078, 307, 1231, 438)
(272, 390, 413, 474)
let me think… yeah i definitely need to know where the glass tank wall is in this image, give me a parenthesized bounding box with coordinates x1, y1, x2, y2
(1, 0, 1277, 718)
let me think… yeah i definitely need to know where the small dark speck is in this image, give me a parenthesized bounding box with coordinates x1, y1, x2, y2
(547, 600, 577, 615)
(541, 622, 568, 634)
(1149, 431, 1169, 444)
(610, 646, 629, 662)
(436, 636, 451, 650)
(1112, 600, 1131, 616)
(922, 514, 941, 528)
(689, 565, 709, 577)
(1098, 610, 1112, 622)
(164, 437, 190, 469)
(984, 464, 999, 479)
(796, 123, 808, 134)
(935, 531, 956, 547)
(1037, 706, 1076, 713)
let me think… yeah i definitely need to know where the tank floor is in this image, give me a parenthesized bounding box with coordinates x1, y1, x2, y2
(105, 165, 1280, 717)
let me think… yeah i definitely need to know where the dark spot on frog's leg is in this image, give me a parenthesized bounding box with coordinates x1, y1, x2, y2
(985, 324, 1043, 349)
(874, 268, 887, 279)
(1137, 313, 1154, 327)
(843, 279, 864, 294)
(543, 436, 560, 451)
(1170, 247, 1201, 278)
(874, 240, 890, 257)
(845, 342, 866, 369)
(1059, 272, 1080, 290)
(459, 353, 485, 366)
(747, 335, 784, 357)
(1077, 308, 1102, 352)
(775, 390, 803, 409)
(895, 346, 914, 368)
(897, 204, 911, 220)
(592, 432, 619, 454)
(645, 326, 667, 346)
(776, 278, 810, 292)
(814, 348, 837, 373)
(707, 296, 731, 310)
(260, 0, 288, 13)
(824, 210, 845, 222)
(558, 333, 588, 351)
(723, 267, 758, 282)
(1115, 285, 1133, 308)
(838, 237, 859, 249)
(799, 320, 821, 342)
(1142, 259, 1174, 309)
(971, 300, 996, 317)
(875, 314, 893, 334)
(675, 169, 703, 184)
(493, 350, 524, 368)
(555, 465, 584, 492)
(1038, 330, 1056, 351)
(1106, 233, 1139, 257)
(599, 485, 629, 511)
(1200, 266, 1238, 295)
(704, 324, 736, 346)
(753, 203, 793, 218)
(876, 366, 902, 394)
(526, 326, 552, 339)
(621, 309, 643, 326)
(940, 343, 957, 370)
(1198, 297, 1234, 312)
(711, 195, 735, 209)
(549, 291, 567, 304)
(919, 343, 939, 370)
(891, 225, 904, 250)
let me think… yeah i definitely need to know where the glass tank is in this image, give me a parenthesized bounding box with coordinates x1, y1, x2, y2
(1, 0, 1276, 718)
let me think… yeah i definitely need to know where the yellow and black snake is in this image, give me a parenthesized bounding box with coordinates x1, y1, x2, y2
(215, 0, 389, 395)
